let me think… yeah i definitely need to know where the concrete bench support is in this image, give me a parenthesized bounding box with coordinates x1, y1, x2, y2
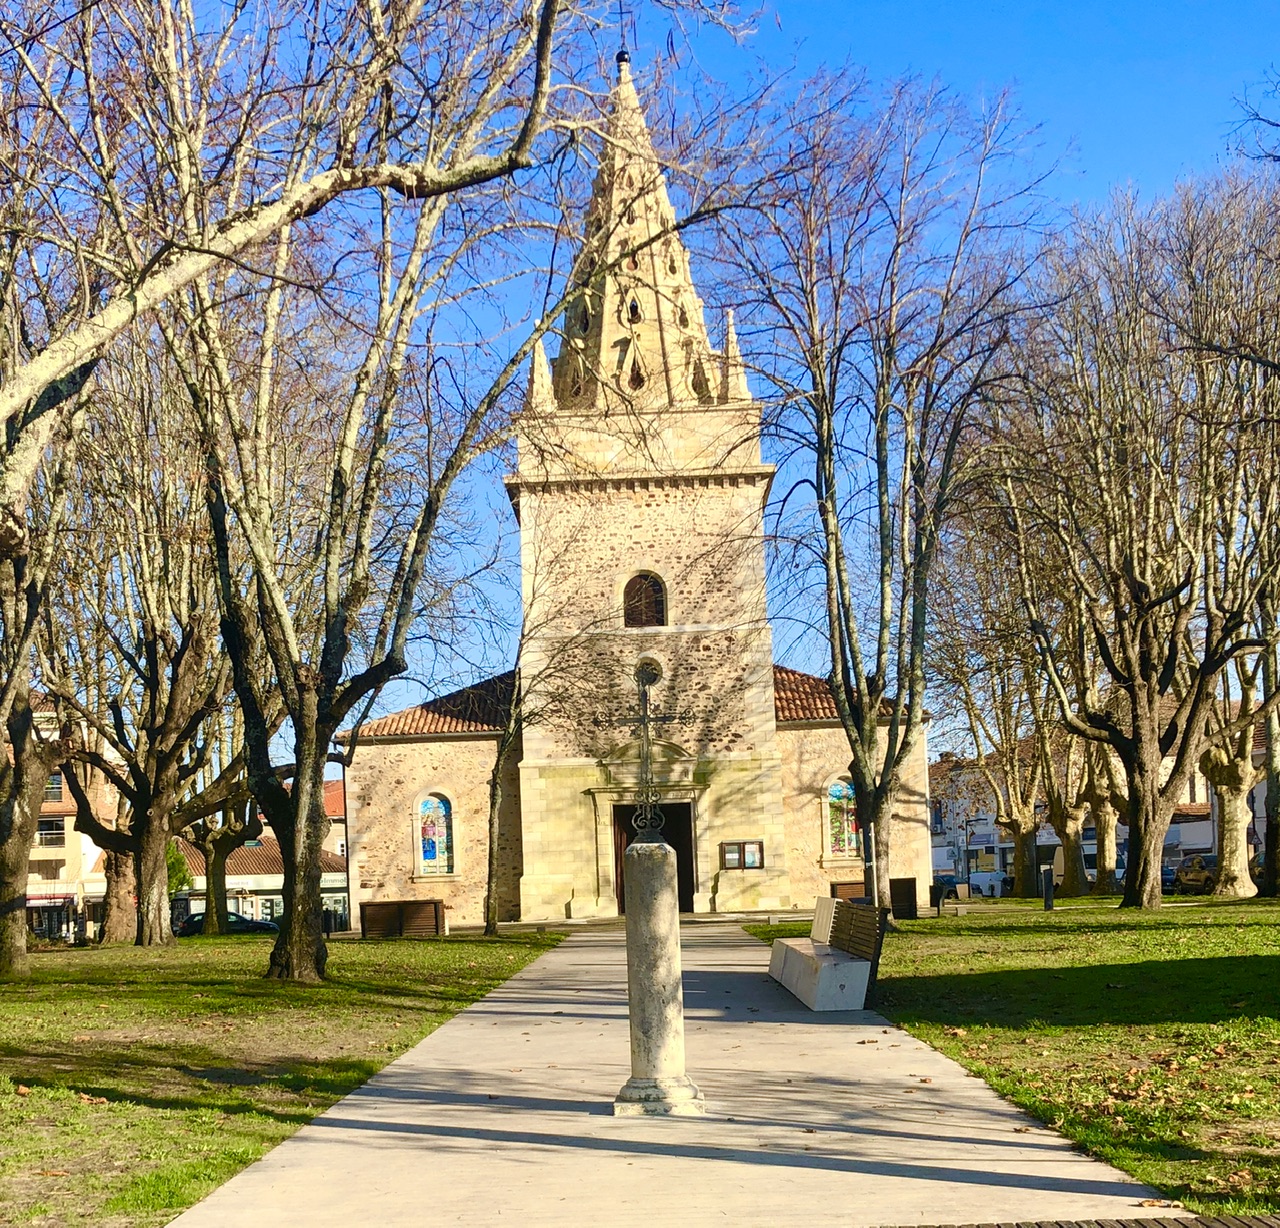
(768, 937, 872, 1010)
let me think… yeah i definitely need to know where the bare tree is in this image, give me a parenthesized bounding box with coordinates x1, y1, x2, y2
(932, 535, 1042, 895)
(718, 72, 1041, 912)
(0, 0, 570, 978)
(995, 177, 1280, 908)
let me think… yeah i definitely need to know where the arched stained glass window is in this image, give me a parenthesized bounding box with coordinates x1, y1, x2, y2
(828, 781, 860, 858)
(418, 794, 454, 875)
(623, 572, 666, 628)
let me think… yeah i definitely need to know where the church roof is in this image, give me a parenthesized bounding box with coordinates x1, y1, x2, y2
(771, 665, 840, 723)
(346, 665, 844, 741)
(346, 672, 517, 739)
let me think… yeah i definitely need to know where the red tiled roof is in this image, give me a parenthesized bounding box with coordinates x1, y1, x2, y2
(176, 837, 345, 878)
(343, 672, 516, 738)
(1173, 802, 1211, 818)
(346, 665, 848, 740)
(324, 778, 345, 819)
(772, 665, 840, 723)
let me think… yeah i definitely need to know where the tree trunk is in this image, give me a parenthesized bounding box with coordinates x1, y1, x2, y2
(1213, 784, 1258, 898)
(0, 786, 40, 978)
(99, 850, 136, 944)
(1121, 755, 1166, 909)
(1058, 811, 1090, 897)
(484, 757, 506, 938)
(1012, 824, 1038, 897)
(1003, 815, 1039, 897)
(1201, 740, 1260, 900)
(1265, 672, 1280, 898)
(1091, 799, 1120, 895)
(0, 701, 57, 979)
(135, 820, 175, 946)
(264, 744, 328, 983)
(203, 838, 231, 934)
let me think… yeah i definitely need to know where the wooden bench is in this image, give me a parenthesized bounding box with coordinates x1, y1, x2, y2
(768, 897, 889, 1011)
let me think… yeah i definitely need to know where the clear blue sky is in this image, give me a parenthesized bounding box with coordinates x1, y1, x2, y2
(682, 0, 1280, 205)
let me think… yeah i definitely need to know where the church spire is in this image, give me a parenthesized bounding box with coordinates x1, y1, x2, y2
(550, 56, 719, 414)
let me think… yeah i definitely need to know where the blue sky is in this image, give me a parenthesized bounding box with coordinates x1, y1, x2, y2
(689, 0, 1279, 206)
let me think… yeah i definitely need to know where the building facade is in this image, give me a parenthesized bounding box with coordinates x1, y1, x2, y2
(343, 58, 932, 927)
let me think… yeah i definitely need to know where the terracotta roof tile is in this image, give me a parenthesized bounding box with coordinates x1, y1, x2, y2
(346, 665, 849, 739)
(324, 779, 345, 819)
(177, 837, 345, 878)
(772, 665, 840, 723)
(345, 672, 515, 739)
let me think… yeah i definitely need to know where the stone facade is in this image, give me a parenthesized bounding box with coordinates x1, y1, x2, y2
(345, 732, 523, 928)
(342, 58, 933, 929)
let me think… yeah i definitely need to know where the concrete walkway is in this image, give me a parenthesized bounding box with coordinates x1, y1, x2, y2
(171, 924, 1185, 1227)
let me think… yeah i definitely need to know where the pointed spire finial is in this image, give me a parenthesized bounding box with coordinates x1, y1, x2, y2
(524, 333, 556, 415)
(720, 310, 750, 403)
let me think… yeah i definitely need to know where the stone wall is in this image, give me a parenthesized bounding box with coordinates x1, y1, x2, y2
(777, 722, 933, 914)
(345, 733, 522, 929)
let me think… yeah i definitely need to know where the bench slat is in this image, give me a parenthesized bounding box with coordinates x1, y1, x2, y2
(825, 899, 890, 1005)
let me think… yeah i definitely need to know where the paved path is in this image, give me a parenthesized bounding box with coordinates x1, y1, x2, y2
(171, 924, 1186, 1227)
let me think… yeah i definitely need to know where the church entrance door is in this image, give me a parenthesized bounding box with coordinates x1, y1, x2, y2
(612, 803, 695, 915)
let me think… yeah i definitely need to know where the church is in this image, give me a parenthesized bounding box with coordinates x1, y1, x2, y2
(341, 56, 932, 927)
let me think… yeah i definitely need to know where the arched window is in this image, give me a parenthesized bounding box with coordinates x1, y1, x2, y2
(623, 573, 666, 628)
(418, 794, 454, 875)
(828, 781, 860, 858)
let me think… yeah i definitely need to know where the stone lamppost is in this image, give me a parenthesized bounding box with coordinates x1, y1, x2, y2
(613, 661, 705, 1116)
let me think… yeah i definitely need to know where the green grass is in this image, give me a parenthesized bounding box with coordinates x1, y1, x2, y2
(0, 932, 561, 1227)
(747, 899, 1280, 1215)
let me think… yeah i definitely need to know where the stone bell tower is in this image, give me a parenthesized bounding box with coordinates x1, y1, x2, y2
(508, 53, 790, 920)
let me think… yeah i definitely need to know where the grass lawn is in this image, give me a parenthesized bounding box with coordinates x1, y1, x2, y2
(747, 899, 1280, 1215)
(0, 932, 561, 1227)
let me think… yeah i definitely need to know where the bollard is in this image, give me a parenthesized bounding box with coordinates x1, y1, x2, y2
(1042, 867, 1054, 911)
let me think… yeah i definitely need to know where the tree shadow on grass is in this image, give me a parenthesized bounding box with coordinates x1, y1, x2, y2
(879, 955, 1280, 1029)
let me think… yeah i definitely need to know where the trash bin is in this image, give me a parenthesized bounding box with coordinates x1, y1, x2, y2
(889, 877, 918, 920)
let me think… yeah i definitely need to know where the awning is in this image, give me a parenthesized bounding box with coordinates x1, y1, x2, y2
(27, 894, 75, 905)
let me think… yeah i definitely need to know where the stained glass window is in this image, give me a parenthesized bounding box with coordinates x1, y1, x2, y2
(828, 781, 860, 858)
(419, 794, 454, 875)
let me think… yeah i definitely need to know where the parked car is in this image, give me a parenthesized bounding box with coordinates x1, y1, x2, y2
(1172, 853, 1217, 895)
(1161, 864, 1177, 893)
(175, 911, 279, 937)
(932, 873, 962, 901)
(1250, 850, 1265, 886)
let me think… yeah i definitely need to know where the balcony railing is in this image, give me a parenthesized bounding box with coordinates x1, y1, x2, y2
(34, 830, 66, 848)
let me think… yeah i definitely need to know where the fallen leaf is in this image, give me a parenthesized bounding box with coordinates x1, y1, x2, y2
(77, 1093, 107, 1105)
(15, 1085, 30, 1096)
(918, 1077, 932, 1084)
(943, 1026, 967, 1037)
(1014, 1126, 1031, 1134)
(36, 1170, 70, 1177)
